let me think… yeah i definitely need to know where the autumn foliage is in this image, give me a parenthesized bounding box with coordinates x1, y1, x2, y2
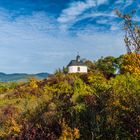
(0, 62, 139, 139)
(121, 53, 140, 74)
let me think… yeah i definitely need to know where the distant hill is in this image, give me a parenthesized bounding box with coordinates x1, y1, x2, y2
(0, 72, 50, 82)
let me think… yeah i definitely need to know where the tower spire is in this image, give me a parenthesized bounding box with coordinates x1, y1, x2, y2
(76, 53, 80, 62)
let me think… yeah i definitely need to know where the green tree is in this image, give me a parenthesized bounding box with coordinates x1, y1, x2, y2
(85, 60, 96, 73)
(95, 56, 120, 78)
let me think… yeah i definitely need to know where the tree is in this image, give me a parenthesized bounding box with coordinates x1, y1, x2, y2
(116, 10, 140, 54)
(85, 60, 96, 73)
(95, 56, 120, 78)
(121, 53, 140, 74)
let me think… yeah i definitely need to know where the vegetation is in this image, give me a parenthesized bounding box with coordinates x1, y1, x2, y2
(0, 54, 139, 139)
(116, 10, 140, 53)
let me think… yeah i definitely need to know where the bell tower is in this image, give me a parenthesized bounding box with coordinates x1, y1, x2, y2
(76, 55, 80, 62)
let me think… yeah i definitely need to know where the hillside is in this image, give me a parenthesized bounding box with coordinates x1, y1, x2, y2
(0, 55, 139, 139)
(0, 54, 139, 139)
(0, 72, 50, 82)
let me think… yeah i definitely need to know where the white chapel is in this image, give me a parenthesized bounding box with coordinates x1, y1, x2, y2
(67, 55, 88, 73)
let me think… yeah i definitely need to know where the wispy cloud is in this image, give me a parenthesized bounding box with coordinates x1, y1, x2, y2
(97, 0, 108, 5)
(0, 0, 136, 73)
(57, 0, 95, 24)
(57, 0, 108, 31)
(0, 7, 126, 73)
(57, 0, 122, 32)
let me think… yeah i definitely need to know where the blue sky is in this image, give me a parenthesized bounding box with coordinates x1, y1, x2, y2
(0, 0, 139, 73)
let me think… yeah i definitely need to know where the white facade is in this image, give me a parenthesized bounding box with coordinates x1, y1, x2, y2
(68, 66, 87, 73)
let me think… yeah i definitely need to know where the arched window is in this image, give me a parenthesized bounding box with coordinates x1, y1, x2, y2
(77, 67, 80, 72)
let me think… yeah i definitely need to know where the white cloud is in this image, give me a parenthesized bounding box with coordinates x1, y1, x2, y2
(82, 11, 117, 20)
(57, 0, 95, 24)
(96, 19, 108, 24)
(57, 0, 110, 32)
(57, 0, 108, 25)
(0, 6, 126, 73)
(97, 0, 108, 5)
